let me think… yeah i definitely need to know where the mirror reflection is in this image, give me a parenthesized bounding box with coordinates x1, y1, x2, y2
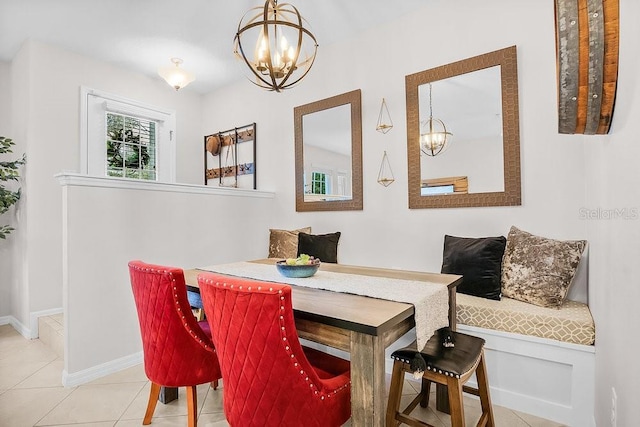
(302, 104, 352, 202)
(406, 46, 521, 209)
(419, 66, 504, 195)
(294, 89, 363, 212)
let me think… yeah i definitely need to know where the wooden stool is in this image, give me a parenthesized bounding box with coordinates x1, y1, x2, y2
(386, 328, 494, 427)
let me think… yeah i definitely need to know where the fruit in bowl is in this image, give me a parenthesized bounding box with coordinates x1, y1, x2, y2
(276, 254, 320, 278)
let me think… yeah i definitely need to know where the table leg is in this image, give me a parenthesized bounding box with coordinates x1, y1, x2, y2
(350, 331, 385, 427)
(159, 386, 178, 404)
(435, 287, 458, 414)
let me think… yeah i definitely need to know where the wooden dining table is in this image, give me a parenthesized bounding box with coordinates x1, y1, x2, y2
(183, 259, 461, 427)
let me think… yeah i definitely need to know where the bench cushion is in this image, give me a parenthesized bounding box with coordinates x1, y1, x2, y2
(456, 293, 595, 345)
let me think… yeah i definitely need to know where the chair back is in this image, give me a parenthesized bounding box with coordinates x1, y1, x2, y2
(199, 272, 350, 427)
(128, 260, 220, 387)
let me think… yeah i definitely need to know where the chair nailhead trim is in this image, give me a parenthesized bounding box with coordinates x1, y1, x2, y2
(194, 273, 351, 401)
(391, 354, 462, 379)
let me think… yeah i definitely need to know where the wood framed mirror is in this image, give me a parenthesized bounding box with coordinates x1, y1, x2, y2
(406, 46, 521, 209)
(294, 89, 363, 212)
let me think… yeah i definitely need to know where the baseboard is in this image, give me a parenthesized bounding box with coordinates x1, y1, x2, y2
(62, 351, 143, 387)
(0, 315, 31, 338)
(30, 307, 64, 339)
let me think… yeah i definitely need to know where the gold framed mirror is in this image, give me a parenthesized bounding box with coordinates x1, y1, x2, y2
(406, 46, 521, 209)
(294, 89, 363, 212)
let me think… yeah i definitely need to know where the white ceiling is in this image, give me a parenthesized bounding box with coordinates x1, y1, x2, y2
(0, 0, 429, 94)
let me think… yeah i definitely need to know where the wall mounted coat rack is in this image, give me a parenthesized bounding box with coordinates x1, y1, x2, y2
(204, 123, 256, 189)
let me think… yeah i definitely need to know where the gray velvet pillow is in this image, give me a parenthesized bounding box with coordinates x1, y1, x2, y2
(268, 227, 312, 259)
(501, 226, 586, 308)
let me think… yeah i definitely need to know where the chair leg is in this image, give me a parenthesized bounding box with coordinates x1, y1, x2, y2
(187, 385, 197, 427)
(475, 353, 495, 427)
(419, 378, 432, 408)
(447, 377, 465, 427)
(385, 360, 405, 427)
(143, 382, 162, 425)
(210, 379, 219, 390)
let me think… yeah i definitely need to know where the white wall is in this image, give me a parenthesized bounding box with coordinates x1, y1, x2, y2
(61, 177, 276, 378)
(204, 0, 586, 271)
(6, 40, 205, 327)
(5, 46, 30, 328)
(0, 61, 9, 132)
(202, 1, 640, 425)
(0, 60, 14, 317)
(583, 1, 640, 425)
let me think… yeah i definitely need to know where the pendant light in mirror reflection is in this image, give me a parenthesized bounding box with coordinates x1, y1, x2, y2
(158, 58, 195, 91)
(377, 151, 395, 187)
(420, 83, 452, 156)
(234, 0, 318, 92)
(376, 98, 393, 133)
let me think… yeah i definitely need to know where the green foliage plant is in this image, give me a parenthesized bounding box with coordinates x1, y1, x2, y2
(0, 136, 26, 239)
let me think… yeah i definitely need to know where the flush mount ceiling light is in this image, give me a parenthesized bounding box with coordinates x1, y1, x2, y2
(234, 0, 318, 92)
(420, 83, 452, 156)
(158, 58, 195, 91)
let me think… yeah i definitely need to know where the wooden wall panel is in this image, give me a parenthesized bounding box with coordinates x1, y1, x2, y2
(555, 0, 619, 135)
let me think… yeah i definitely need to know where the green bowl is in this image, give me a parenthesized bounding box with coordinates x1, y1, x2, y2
(276, 260, 321, 278)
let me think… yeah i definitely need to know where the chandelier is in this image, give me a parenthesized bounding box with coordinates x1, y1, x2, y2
(234, 0, 318, 92)
(157, 58, 195, 91)
(420, 83, 452, 156)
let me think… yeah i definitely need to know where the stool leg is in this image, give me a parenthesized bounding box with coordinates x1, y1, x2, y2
(446, 376, 465, 427)
(476, 352, 495, 427)
(386, 361, 405, 427)
(419, 378, 432, 408)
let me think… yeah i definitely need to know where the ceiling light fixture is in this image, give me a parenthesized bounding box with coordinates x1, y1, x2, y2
(420, 83, 452, 156)
(234, 0, 318, 92)
(158, 58, 195, 91)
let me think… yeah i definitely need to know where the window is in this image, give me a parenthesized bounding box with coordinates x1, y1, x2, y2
(81, 88, 176, 182)
(311, 171, 330, 195)
(106, 113, 157, 180)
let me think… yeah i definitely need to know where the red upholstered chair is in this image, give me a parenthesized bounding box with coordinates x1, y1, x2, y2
(198, 272, 351, 427)
(128, 261, 222, 427)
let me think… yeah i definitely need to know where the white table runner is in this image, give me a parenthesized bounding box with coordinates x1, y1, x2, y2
(199, 262, 449, 351)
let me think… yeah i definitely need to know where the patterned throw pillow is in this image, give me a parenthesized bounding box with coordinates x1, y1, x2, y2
(501, 226, 586, 308)
(268, 227, 312, 259)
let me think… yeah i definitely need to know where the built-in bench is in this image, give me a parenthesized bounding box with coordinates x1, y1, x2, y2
(455, 250, 595, 427)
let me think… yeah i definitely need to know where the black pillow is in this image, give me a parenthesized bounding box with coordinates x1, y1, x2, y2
(297, 232, 341, 263)
(440, 235, 507, 300)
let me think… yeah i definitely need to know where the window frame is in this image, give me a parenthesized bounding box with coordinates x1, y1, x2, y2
(80, 87, 176, 182)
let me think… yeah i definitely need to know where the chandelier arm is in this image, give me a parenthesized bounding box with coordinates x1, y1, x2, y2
(234, 6, 278, 89)
(276, 3, 303, 88)
(262, 1, 279, 90)
(235, 33, 278, 90)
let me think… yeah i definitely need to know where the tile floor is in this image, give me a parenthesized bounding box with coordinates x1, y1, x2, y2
(0, 320, 566, 426)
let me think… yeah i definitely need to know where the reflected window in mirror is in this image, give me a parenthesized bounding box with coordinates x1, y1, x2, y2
(406, 46, 521, 209)
(294, 90, 363, 211)
(302, 104, 352, 201)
